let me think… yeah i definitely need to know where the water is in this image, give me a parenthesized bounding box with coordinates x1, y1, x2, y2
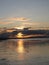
(0, 38, 49, 65)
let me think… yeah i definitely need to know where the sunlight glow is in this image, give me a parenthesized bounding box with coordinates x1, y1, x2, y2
(14, 26, 24, 30)
(17, 33, 23, 38)
(17, 39, 24, 53)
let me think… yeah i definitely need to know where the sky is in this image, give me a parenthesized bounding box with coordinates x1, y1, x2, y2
(0, 0, 49, 29)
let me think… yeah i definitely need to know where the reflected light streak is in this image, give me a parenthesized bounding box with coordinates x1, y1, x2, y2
(17, 39, 24, 53)
(16, 39, 25, 60)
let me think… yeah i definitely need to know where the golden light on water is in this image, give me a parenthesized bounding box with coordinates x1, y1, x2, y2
(17, 39, 24, 53)
(15, 39, 25, 60)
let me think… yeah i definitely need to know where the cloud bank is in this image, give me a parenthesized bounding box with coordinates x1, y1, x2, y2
(0, 17, 30, 25)
(0, 17, 49, 29)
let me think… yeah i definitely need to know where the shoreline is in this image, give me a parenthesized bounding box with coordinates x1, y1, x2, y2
(0, 37, 49, 40)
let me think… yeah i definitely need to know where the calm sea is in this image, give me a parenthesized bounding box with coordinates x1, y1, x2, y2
(0, 38, 49, 65)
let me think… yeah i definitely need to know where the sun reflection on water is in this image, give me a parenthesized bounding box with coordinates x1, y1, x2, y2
(16, 39, 25, 60)
(17, 39, 24, 53)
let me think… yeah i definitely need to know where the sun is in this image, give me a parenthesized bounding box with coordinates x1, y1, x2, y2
(17, 33, 23, 38)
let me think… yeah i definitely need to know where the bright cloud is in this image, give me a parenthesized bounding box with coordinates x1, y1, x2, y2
(0, 17, 30, 25)
(0, 21, 14, 25)
(8, 17, 30, 21)
(0, 17, 49, 29)
(22, 22, 40, 26)
(0, 17, 30, 26)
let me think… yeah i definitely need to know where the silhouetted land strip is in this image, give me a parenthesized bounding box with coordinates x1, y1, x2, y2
(0, 36, 49, 40)
(0, 30, 49, 40)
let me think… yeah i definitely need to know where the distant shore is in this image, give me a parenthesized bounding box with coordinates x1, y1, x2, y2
(0, 30, 49, 40)
(0, 36, 49, 40)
